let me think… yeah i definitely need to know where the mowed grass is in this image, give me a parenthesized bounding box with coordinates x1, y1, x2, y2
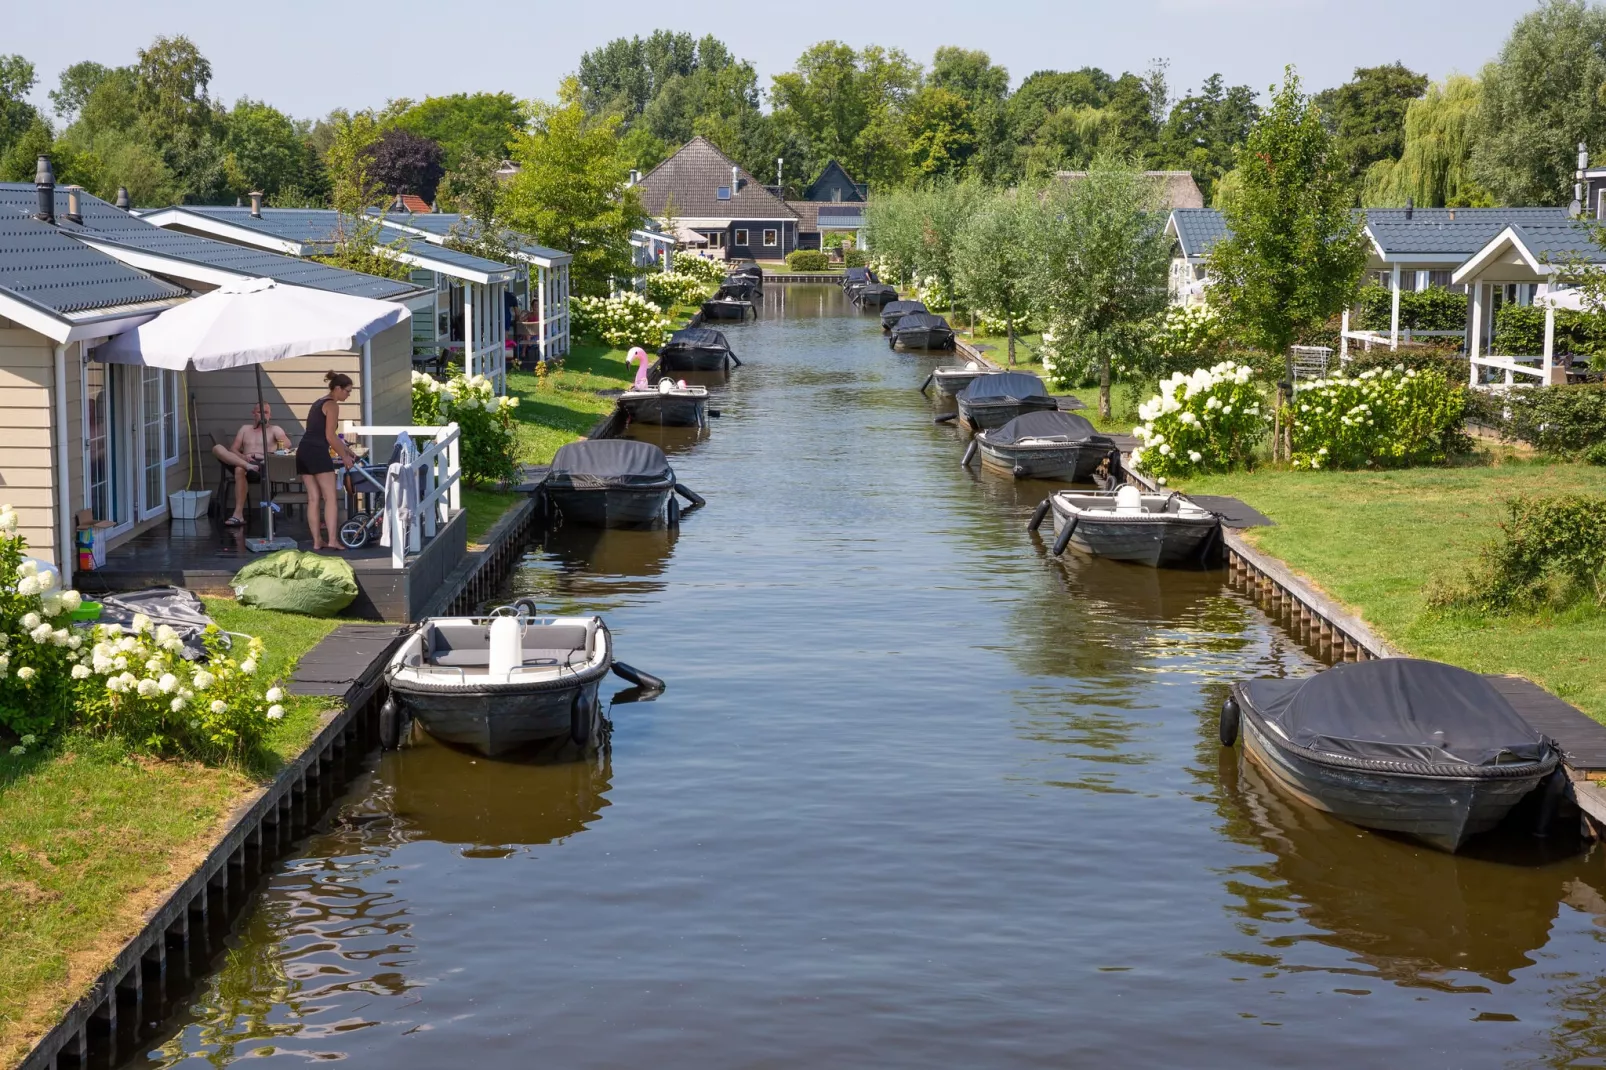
(1183, 461, 1606, 722)
(508, 343, 635, 465)
(459, 487, 524, 545)
(0, 601, 339, 1064)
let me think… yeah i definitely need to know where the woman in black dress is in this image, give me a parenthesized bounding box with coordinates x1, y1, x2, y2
(297, 371, 359, 551)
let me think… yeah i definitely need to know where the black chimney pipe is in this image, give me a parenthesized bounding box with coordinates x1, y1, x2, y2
(1405, 196, 1414, 221)
(34, 156, 55, 224)
(114, 186, 131, 211)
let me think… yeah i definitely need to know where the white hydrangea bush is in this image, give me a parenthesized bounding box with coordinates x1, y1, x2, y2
(644, 271, 713, 310)
(1289, 365, 1466, 470)
(1130, 362, 1269, 482)
(670, 255, 726, 287)
(411, 371, 520, 486)
(571, 292, 672, 350)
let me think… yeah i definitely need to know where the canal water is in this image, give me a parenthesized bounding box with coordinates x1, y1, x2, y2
(136, 286, 1605, 1068)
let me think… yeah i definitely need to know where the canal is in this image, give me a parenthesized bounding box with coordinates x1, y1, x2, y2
(136, 286, 1605, 1068)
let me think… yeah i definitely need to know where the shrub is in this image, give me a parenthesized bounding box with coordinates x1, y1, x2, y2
(1289, 365, 1468, 470)
(670, 255, 725, 286)
(1498, 383, 1606, 456)
(1130, 362, 1269, 483)
(822, 232, 850, 250)
(643, 271, 711, 309)
(1439, 495, 1606, 612)
(1151, 304, 1227, 374)
(1492, 304, 1606, 360)
(570, 292, 672, 350)
(412, 371, 520, 486)
(1355, 284, 1468, 332)
(843, 248, 869, 268)
(0, 511, 81, 738)
(1344, 345, 1466, 385)
(786, 249, 831, 272)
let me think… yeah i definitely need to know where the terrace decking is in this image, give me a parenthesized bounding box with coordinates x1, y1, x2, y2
(75, 510, 468, 622)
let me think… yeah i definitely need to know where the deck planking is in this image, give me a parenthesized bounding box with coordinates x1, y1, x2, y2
(1485, 675, 1606, 776)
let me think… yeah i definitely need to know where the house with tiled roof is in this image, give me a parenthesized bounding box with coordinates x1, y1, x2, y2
(1163, 208, 1228, 306)
(802, 160, 867, 203)
(634, 137, 800, 260)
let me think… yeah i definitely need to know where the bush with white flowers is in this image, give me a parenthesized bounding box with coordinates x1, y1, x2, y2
(669, 255, 726, 287)
(1130, 362, 1269, 483)
(644, 270, 713, 310)
(571, 292, 672, 350)
(412, 371, 520, 486)
(0, 506, 80, 738)
(1290, 365, 1468, 470)
(1150, 303, 1226, 372)
(912, 273, 952, 311)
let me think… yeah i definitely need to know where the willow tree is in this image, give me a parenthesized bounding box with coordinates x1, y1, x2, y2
(1362, 75, 1491, 207)
(953, 190, 1037, 364)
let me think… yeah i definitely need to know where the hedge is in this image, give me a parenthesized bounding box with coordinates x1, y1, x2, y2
(786, 249, 831, 272)
(1492, 304, 1606, 359)
(1355, 284, 1467, 332)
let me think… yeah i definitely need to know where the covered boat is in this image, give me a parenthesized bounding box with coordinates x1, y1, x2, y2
(1038, 485, 1219, 567)
(658, 326, 736, 372)
(716, 279, 759, 301)
(881, 299, 928, 330)
(889, 312, 956, 351)
(700, 296, 755, 321)
(616, 381, 710, 427)
(969, 410, 1117, 481)
(841, 266, 876, 289)
(1222, 659, 1559, 853)
(928, 361, 995, 396)
(956, 370, 1053, 428)
(853, 283, 899, 308)
(541, 439, 681, 529)
(385, 610, 613, 757)
(729, 263, 763, 281)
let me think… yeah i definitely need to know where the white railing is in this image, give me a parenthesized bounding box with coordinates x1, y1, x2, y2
(1469, 354, 1547, 393)
(341, 422, 462, 568)
(466, 341, 506, 394)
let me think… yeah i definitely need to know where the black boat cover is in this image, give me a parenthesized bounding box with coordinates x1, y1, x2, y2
(843, 266, 876, 284)
(730, 263, 763, 278)
(892, 312, 952, 334)
(663, 327, 730, 351)
(883, 300, 927, 318)
(547, 440, 673, 487)
(987, 409, 1104, 444)
(960, 371, 1049, 401)
(1241, 659, 1552, 768)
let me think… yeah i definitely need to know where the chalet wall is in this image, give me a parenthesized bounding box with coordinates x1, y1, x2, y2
(0, 324, 61, 564)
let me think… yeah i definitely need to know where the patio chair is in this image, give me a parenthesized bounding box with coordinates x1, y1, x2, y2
(209, 430, 307, 522)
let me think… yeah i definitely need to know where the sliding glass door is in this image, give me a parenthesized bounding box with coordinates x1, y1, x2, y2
(84, 362, 123, 527)
(140, 367, 166, 520)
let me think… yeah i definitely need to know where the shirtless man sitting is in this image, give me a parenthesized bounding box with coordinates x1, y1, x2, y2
(212, 403, 292, 527)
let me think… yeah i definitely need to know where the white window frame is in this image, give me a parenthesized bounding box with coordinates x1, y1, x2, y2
(163, 370, 181, 466)
(763, 229, 778, 247)
(734, 228, 749, 246)
(137, 366, 169, 521)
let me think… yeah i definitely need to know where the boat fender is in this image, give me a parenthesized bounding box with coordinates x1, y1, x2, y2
(1012, 465, 1028, 479)
(675, 483, 707, 508)
(379, 696, 400, 750)
(571, 690, 592, 746)
(934, 413, 958, 424)
(1027, 499, 1050, 532)
(919, 373, 933, 394)
(612, 661, 666, 691)
(1051, 516, 1078, 556)
(1219, 696, 1241, 747)
(667, 495, 681, 529)
(708, 409, 722, 417)
(961, 441, 977, 467)
(488, 614, 521, 676)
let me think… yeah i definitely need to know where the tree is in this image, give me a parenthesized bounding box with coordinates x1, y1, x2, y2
(49, 61, 111, 122)
(316, 111, 410, 280)
(368, 127, 445, 201)
(224, 99, 312, 198)
(1031, 157, 1172, 418)
(1208, 68, 1367, 457)
(953, 190, 1037, 364)
(1159, 74, 1259, 201)
(1312, 62, 1429, 179)
(1472, 0, 1606, 205)
(0, 55, 39, 157)
(770, 42, 921, 189)
(503, 80, 645, 295)
(439, 149, 516, 263)
(1362, 75, 1491, 207)
(392, 93, 522, 170)
(133, 35, 229, 202)
(904, 86, 976, 178)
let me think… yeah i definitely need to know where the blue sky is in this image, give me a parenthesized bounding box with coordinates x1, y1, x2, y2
(18, 0, 1536, 121)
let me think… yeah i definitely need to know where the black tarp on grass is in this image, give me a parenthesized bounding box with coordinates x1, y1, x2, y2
(1241, 659, 1553, 768)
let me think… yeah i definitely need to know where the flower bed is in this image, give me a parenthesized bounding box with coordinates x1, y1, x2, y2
(570, 292, 672, 350)
(1130, 362, 1268, 483)
(1289, 365, 1467, 470)
(412, 371, 521, 486)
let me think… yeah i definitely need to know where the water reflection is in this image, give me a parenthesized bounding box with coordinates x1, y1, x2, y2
(622, 420, 711, 457)
(513, 524, 679, 606)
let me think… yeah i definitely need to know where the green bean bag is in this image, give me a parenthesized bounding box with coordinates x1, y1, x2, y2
(231, 550, 358, 617)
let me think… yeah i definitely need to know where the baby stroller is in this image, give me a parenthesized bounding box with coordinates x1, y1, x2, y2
(337, 461, 394, 549)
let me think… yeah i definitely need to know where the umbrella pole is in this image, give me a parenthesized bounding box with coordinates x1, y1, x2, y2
(256, 364, 275, 540)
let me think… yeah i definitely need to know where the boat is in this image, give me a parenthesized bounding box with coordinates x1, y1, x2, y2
(853, 283, 899, 308)
(955, 370, 1053, 428)
(1037, 485, 1220, 567)
(616, 381, 710, 427)
(928, 361, 996, 395)
(1221, 658, 1559, 853)
(658, 327, 737, 372)
(969, 409, 1118, 481)
(539, 439, 692, 529)
(728, 262, 763, 282)
(384, 603, 666, 758)
(716, 279, 759, 301)
(880, 299, 927, 330)
(889, 312, 957, 351)
(700, 297, 755, 321)
(841, 266, 876, 290)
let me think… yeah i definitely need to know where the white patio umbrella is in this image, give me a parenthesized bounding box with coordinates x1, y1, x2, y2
(97, 277, 408, 550)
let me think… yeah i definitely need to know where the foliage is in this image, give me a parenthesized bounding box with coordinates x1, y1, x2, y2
(843, 247, 869, 268)
(1362, 75, 1492, 207)
(1492, 303, 1606, 358)
(1344, 345, 1468, 385)
(1354, 284, 1468, 331)
(570, 292, 671, 349)
(905, 86, 976, 178)
(1497, 383, 1606, 455)
(953, 189, 1036, 364)
(368, 127, 445, 202)
(644, 270, 713, 307)
(392, 93, 522, 171)
(671, 254, 725, 286)
(864, 179, 980, 307)
(439, 149, 517, 263)
(312, 111, 412, 280)
(504, 81, 645, 296)
(1312, 63, 1429, 179)
(1157, 74, 1260, 203)
(771, 42, 922, 190)
(1149, 303, 1227, 372)
(411, 371, 521, 486)
(0, 55, 40, 158)
(786, 249, 831, 272)
(224, 98, 325, 201)
(1030, 156, 1173, 415)
(1472, 0, 1606, 206)
(1288, 365, 1468, 470)
(1130, 362, 1269, 482)
(1442, 494, 1606, 611)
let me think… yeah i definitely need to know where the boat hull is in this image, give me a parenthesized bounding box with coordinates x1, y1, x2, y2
(391, 674, 605, 758)
(1049, 498, 1218, 567)
(957, 396, 1057, 430)
(618, 393, 707, 427)
(701, 300, 753, 321)
(976, 439, 1112, 482)
(891, 330, 956, 351)
(659, 347, 731, 372)
(932, 368, 990, 395)
(1239, 705, 1552, 853)
(545, 484, 675, 529)
(855, 286, 898, 308)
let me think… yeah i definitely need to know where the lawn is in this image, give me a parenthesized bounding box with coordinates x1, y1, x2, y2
(0, 601, 340, 1065)
(460, 486, 524, 545)
(508, 343, 634, 465)
(1183, 461, 1606, 722)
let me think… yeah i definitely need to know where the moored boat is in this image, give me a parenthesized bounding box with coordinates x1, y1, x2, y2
(616, 381, 710, 427)
(929, 361, 995, 395)
(540, 439, 694, 529)
(658, 326, 737, 372)
(841, 266, 876, 290)
(1039, 485, 1219, 567)
(881, 299, 927, 330)
(970, 409, 1118, 481)
(701, 296, 755, 321)
(956, 370, 1053, 428)
(889, 312, 956, 351)
(716, 279, 759, 301)
(1221, 659, 1559, 853)
(853, 283, 898, 308)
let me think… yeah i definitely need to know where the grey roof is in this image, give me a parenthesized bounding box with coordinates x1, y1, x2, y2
(0, 190, 186, 317)
(1508, 222, 1606, 264)
(369, 210, 569, 262)
(1364, 207, 1571, 256)
(636, 137, 798, 222)
(1169, 208, 1229, 259)
(802, 160, 867, 202)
